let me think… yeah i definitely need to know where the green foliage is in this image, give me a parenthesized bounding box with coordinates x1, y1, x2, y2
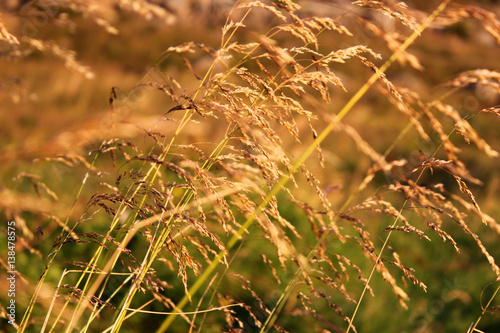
(1, 1, 500, 332)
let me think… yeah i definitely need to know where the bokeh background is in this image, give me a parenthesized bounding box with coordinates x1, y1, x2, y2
(1, 1, 500, 332)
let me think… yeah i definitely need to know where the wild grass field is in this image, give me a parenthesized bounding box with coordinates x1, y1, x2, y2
(1, 0, 500, 332)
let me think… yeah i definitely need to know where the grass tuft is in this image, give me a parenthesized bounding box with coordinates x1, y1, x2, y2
(2, 0, 500, 332)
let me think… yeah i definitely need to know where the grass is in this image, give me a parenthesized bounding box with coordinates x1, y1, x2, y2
(2, 0, 500, 332)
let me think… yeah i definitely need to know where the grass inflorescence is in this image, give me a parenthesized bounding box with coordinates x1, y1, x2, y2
(2, 0, 500, 332)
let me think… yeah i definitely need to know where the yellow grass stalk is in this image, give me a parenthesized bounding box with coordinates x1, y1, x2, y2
(154, 1, 453, 332)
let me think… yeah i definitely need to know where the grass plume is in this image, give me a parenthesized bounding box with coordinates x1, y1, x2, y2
(2, 1, 500, 332)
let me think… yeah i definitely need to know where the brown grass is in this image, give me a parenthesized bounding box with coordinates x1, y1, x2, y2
(2, 1, 500, 332)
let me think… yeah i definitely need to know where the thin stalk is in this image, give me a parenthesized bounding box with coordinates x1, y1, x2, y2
(468, 282, 500, 332)
(19, 152, 99, 332)
(40, 269, 68, 333)
(100, 6, 257, 331)
(260, 1, 453, 331)
(346, 2, 452, 331)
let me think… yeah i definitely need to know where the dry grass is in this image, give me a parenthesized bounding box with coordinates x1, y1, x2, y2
(2, 1, 500, 332)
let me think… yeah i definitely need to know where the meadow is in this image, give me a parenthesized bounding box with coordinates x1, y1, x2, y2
(1, 0, 500, 332)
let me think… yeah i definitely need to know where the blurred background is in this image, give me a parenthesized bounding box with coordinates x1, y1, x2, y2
(1, 1, 500, 332)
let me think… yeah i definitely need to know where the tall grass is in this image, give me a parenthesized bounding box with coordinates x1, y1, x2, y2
(2, 0, 500, 332)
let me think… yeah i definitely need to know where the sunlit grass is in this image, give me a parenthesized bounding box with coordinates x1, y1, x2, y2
(2, 1, 500, 332)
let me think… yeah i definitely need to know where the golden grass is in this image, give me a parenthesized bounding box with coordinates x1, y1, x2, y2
(2, 0, 500, 332)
